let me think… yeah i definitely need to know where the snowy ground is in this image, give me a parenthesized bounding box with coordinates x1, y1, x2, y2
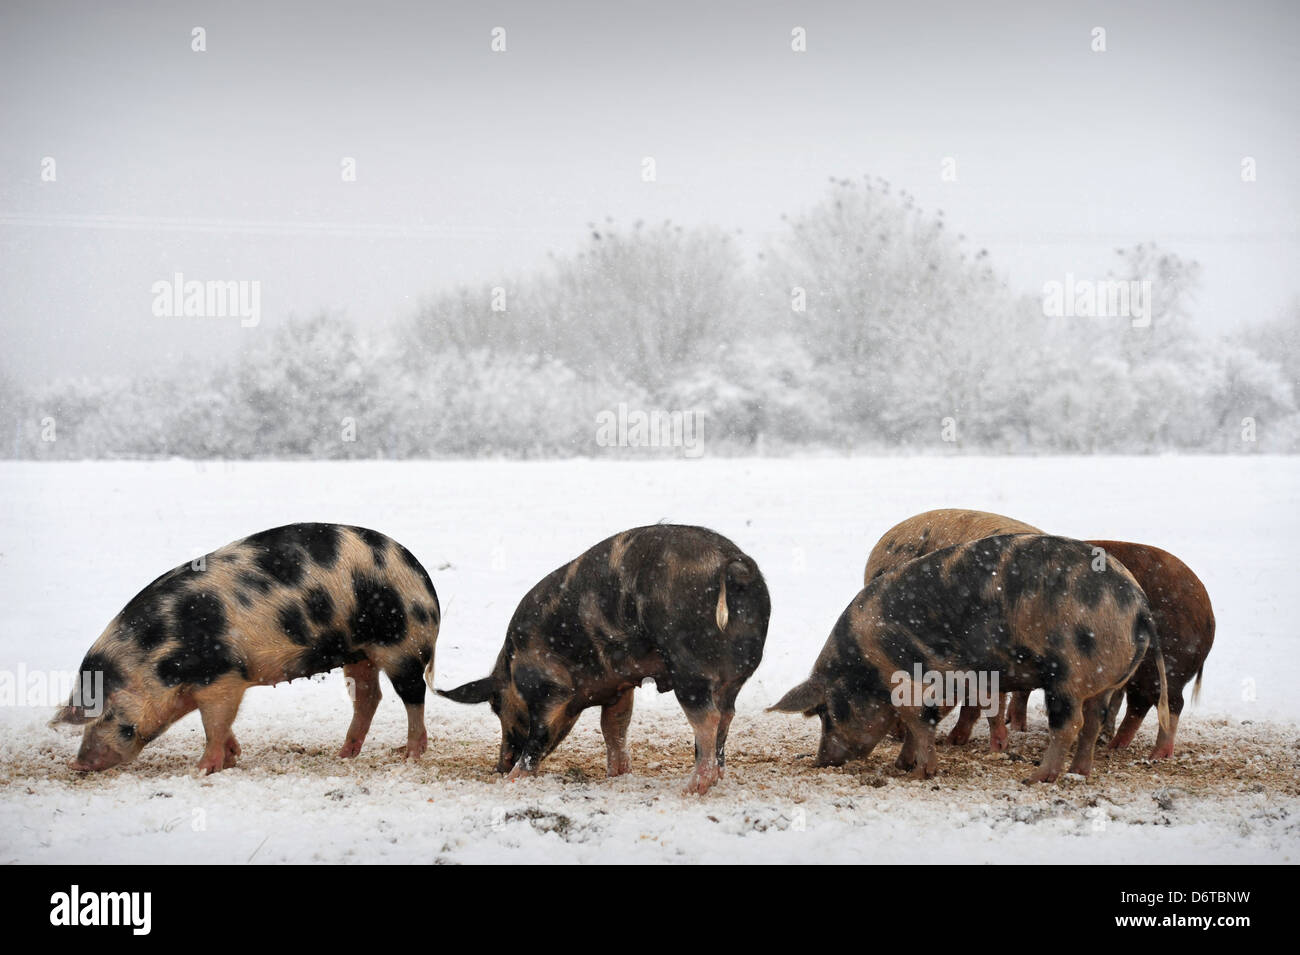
(1, 456, 1297, 864)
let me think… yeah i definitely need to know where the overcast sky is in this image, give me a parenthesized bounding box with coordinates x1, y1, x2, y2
(2, 0, 1297, 386)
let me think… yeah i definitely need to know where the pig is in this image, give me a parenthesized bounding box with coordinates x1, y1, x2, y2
(971, 542, 1213, 760)
(864, 508, 1045, 751)
(772, 534, 1169, 783)
(52, 523, 440, 774)
(438, 524, 770, 794)
(1090, 541, 1213, 757)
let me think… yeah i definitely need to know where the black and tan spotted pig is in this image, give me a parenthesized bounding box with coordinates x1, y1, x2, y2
(53, 523, 441, 774)
(773, 534, 1168, 783)
(864, 508, 1045, 750)
(439, 524, 770, 795)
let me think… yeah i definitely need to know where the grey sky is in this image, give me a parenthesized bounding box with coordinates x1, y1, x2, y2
(2, 0, 1296, 386)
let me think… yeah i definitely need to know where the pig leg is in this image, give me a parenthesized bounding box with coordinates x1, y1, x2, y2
(1025, 692, 1083, 783)
(1007, 691, 1028, 731)
(1108, 687, 1149, 751)
(894, 727, 917, 770)
(194, 679, 247, 775)
(987, 693, 1008, 753)
(338, 660, 382, 758)
(385, 653, 431, 759)
(1149, 684, 1184, 759)
(1100, 686, 1123, 743)
(600, 688, 635, 777)
(947, 704, 980, 746)
(714, 685, 742, 776)
(897, 710, 939, 779)
(682, 706, 722, 795)
(1150, 712, 1180, 759)
(1066, 695, 1106, 777)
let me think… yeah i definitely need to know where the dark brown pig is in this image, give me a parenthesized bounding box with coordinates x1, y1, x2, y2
(772, 534, 1169, 783)
(1089, 541, 1214, 757)
(438, 524, 770, 794)
(53, 524, 440, 773)
(864, 508, 1044, 751)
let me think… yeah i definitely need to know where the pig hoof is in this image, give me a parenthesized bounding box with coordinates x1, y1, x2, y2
(405, 734, 428, 760)
(684, 766, 721, 795)
(338, 739, 364, 759)
(1024, 770, 1057, 784)
(946, 732, 970, 747)
(196, 755, 225, 776)
(1148, 744, 1174, 760)
(606, 755, 631, 777)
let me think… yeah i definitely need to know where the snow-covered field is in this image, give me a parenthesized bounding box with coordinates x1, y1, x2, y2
(1, 456, 1297, 864)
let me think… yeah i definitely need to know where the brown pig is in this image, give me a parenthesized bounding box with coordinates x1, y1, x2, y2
(438, 524, 770, 794)
(772, 534, 1169, 783)
(1090, 541, 1213, 757)
(864, 508, 1045, 751)
(53, 524, 440, 774)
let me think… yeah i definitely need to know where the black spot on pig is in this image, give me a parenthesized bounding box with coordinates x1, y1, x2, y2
(511, 662, 561, 704)
(309, 628, 364, 674)
(1074, 626, 1096, 656)
(175, 591, 226, 643)
(353, 527, 388, 567)
(1004, 537, 1071, 607)
(1075, 569, 1105, 608)
(253, 539, 306, 587)
(945, 541, 1003, 593)
(279, 605, 311, 645)
(300, 524, 341, 568)
(120, 596, 170, 651)
(304, 587, 334, 625)
(1039, 652, 1070, 687)
(1045, 692, 1074, 730)
(234, 589, 253, 608)
(156, 637, 239, 686)
(389, 655, 428, 704)
(349, 573, 407, 646)
(78, 652, 124, 698)
(410, 603, 429, 625)
(154, 591, 240, 686)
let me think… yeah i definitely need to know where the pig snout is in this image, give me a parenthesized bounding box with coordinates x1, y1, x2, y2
(70, 740, 126, 772)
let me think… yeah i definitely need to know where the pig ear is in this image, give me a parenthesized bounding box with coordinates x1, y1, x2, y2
(436, 677, 496, 705)
(49, 703, 90, 727)
(768, 678, 826, 714)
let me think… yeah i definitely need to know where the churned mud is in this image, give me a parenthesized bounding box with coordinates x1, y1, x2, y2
(2, 703, 1297, 864)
